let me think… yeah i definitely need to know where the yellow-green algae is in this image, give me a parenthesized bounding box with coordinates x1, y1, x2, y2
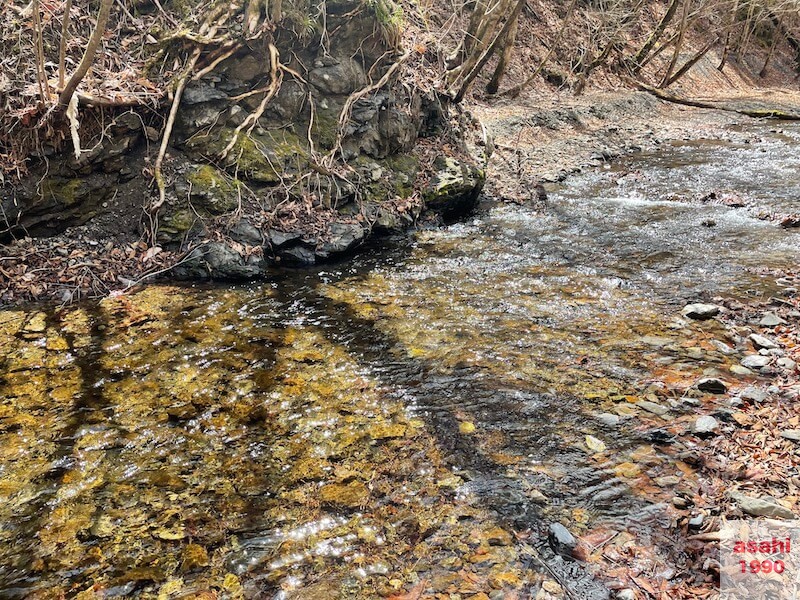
(0, 285, 552, 598)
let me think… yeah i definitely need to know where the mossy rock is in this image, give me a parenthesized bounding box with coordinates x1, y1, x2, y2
(158, 208, 197, 243)
(186, 165, 239, 214)
(184, 127, 309, 185)
(422, 156, 485, 218)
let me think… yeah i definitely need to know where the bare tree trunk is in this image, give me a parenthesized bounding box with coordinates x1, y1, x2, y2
(450, 0, 524, 102)
(501, 0, 577, 97)
(59, 0, 114, 107)
(58, 0, 73, 89)
(663, 34, 719, 86)
(659, 0, 690, 88)
(718, 0, 740, 70)
(32, 0, 50, 103)
(486, 5, 519, 94)
(760, 19, 781, 77)
(630, 0, 681, 74)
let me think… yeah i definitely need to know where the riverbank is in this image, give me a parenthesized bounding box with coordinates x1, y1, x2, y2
(3, 88, 799, 307)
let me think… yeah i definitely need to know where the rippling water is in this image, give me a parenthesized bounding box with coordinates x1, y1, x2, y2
(1, 125, 798, 598)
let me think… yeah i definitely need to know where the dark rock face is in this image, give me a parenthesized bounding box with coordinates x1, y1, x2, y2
(1, 0, 486, 280)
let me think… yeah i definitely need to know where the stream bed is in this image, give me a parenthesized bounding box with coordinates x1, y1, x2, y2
(1, 124, 799, 599)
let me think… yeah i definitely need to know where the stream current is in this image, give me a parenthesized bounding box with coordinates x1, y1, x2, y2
(1, 124, 799, 598)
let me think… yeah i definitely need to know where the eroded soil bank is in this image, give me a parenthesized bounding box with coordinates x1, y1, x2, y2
(1, 112, 798, 599)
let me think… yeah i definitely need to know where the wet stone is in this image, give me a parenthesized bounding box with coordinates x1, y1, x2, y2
(319, 482, 369, 508)
(547, 523, 577, 558)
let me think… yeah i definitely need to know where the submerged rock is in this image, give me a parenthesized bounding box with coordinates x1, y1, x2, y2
(548, 523, 577, 558)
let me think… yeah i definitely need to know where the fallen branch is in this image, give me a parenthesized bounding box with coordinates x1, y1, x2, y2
(631, 80, 800, 120)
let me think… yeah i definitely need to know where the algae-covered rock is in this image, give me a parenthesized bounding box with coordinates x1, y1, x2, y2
(422, 155, 485, 218)
(186, 165, 240, 214)
(319, 481, 370, 508)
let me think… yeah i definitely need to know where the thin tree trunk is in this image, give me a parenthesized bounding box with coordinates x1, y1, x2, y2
(759, 19, 780, 77)
(718, 0, 740, 70)
(58, 0, 73, 89)
(451, 0, 524, 102)
(659, 0, 690, 88)
(630, 0, 681, 74)
(663, 34, 719, 86)
(486, 6, 519, 94)
(59, 0, 114, 107)
(501, 0, 577, 97)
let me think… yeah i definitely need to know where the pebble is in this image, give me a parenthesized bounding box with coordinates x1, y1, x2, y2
(777, 357, 797, 371)
(597, 412, 621, 427)
(750, 333, 779, 350)
(741, 355, 771, 370)
(711, 340, 736, 355)
(740, 387, 768, 402)
(548, 523, 577, 558)
(655, 475, 681, 487)
(729, 365, 753, 376)
(759, 312, 787, 327)
(730, 491, 796, 519)
(780, 430, 800, 442)
(672, 496, 689, 508)
(692, 415, 720, 435)
(688, 514, 704, 529)
(616, 589, 636, 600)
(696, 377, 728, 394)
(638, 400, 669, 416)
(682, 303, 721, 320)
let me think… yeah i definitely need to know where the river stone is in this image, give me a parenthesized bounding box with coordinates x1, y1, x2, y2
(681, 303, 721, 320)
(267, 229, 302, 248)
(778, 357, 797, 371)
(759, 312, 787, 327)
(740, 387, 769, 402)
(637, 400, 669, 416)
(730, 365, 753, 376)
(730, 492, 796, 519)
(596, 413, 620, 427)
(741, 355, 771, 370)
(711, 339, 736, 355)
(548, 523, 577, 558)
(692, 415, 720, 435)
(750, 333, 778, 350)
(318, 222, 365, 254)
(780, 430, 800, 441)
(696, 377, 728, 394)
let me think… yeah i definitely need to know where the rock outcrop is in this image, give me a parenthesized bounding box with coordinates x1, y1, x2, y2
(1, 0, 487, 279)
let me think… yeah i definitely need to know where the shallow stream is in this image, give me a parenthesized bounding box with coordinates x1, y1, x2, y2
(1, 124, 799, 599)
